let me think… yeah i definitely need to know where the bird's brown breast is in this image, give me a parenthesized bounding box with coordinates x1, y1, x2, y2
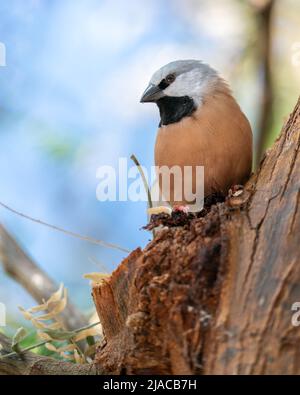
(154, 89, 252, 207)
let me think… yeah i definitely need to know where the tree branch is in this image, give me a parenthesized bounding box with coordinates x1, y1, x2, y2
(0, 224, 88, 332)
(0, 333, 100, 375)
(92, 96, 300, 374)
(0, 201, 129, 253)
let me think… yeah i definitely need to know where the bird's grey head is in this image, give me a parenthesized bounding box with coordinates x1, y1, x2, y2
(140, 60, 220, 126)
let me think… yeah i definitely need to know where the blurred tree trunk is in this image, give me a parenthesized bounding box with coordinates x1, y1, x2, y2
(0, 225, 88, 332)
(253, 0, 275, 165)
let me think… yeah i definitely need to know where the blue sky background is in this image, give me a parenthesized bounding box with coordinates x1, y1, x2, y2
(0, 0, 299, 326)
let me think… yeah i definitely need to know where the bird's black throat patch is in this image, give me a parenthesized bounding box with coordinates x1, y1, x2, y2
(157, 95, 196, 126)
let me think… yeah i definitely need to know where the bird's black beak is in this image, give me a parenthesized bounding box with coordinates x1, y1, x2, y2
(140, 84, 163, 103)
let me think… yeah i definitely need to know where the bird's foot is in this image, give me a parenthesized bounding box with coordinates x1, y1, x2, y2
(172, 205, 190, 214)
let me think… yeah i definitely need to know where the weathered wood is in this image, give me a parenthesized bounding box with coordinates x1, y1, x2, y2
(93, 97, 300, 374)
(204, 97, 300, 374)
(93, 205, 228, 374)
(0, 225, 88, 332)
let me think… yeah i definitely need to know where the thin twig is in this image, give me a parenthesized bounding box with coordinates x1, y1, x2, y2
(130, 154, 155, 239)
(130, 154, 153, 209)
(0, 200, 130, 253)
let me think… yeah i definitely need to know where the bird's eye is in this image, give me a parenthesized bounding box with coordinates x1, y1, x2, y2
(166, 74, 176, 84)
(158, 74, 176, 90)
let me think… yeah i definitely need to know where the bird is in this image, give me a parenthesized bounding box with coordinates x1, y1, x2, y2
(140, 59, 253, 213)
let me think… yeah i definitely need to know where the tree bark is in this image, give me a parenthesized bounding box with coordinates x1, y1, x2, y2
(92, 96, 300, 374)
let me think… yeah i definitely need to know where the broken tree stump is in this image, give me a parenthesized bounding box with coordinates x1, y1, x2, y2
(1, 98, 299, 376)
(93, 206, 227, 375)
(93, 97, 300, 375)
